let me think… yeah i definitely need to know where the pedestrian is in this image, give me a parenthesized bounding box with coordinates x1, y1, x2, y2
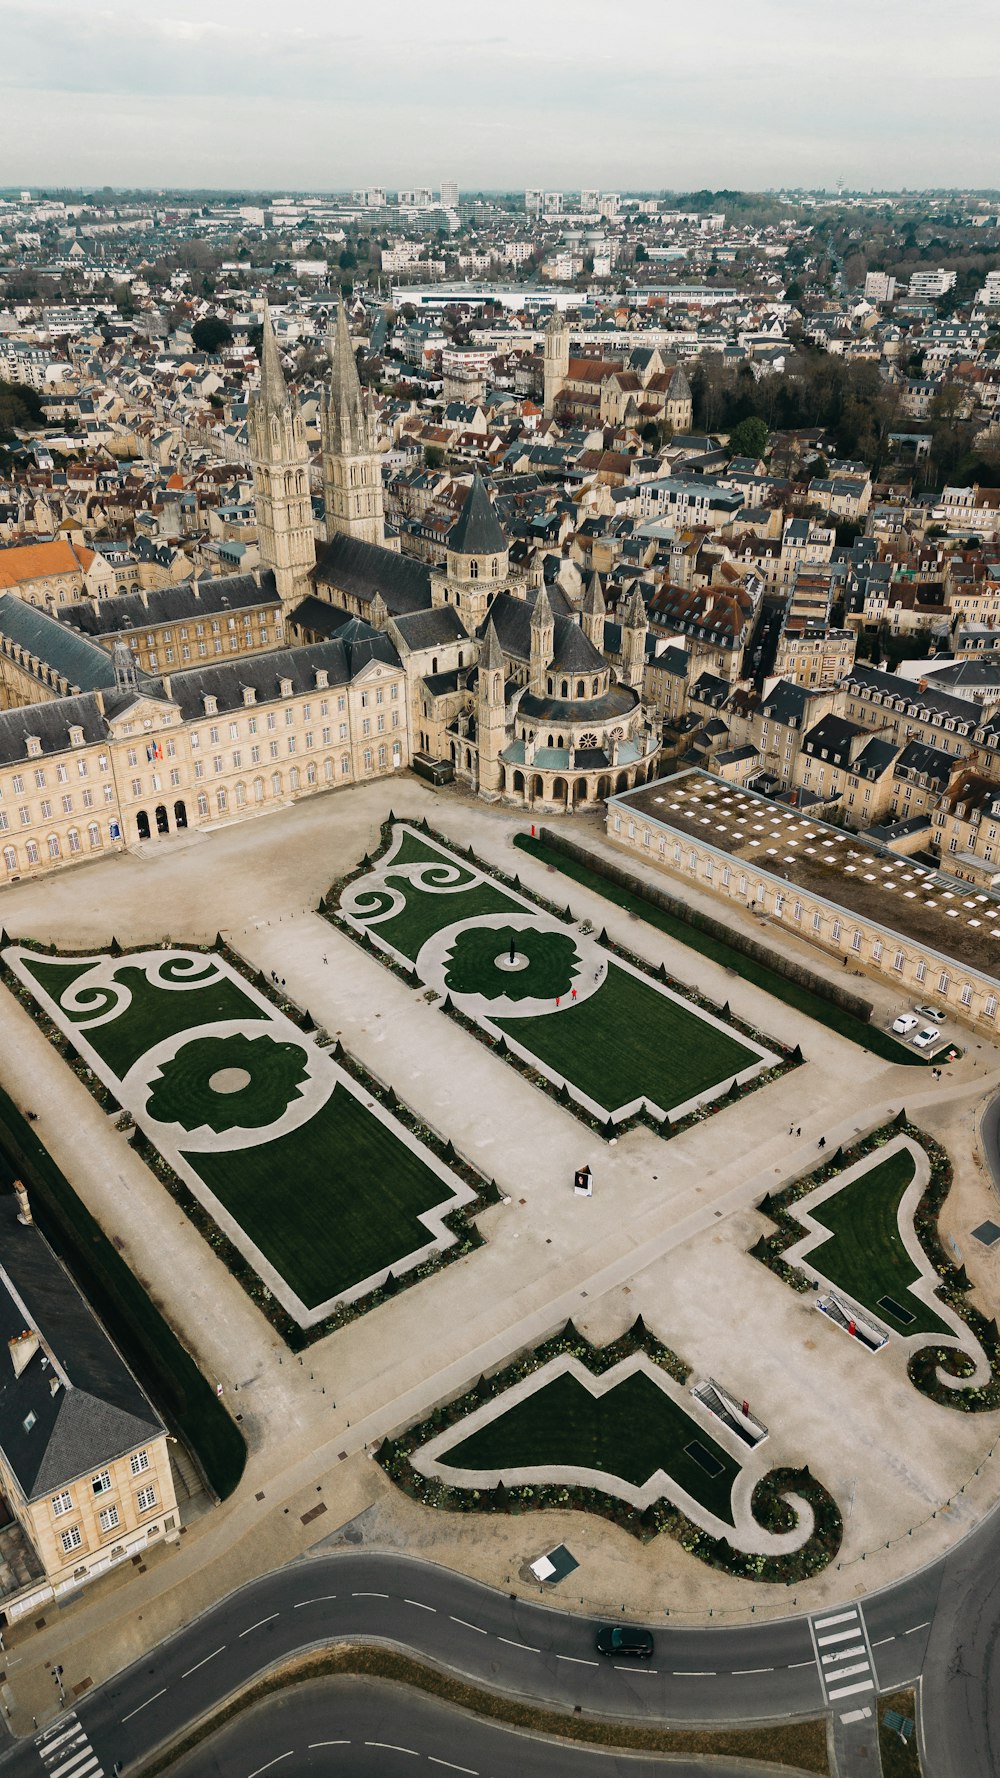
(323, 954, 328, 965)
(796, 1126, 801, 1137)
(789, 1124, 794, 1135)
(281, 977, 286, 988)
(818, 1136, 826, 1149)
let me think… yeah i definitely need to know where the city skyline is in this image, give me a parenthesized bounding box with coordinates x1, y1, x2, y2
(2, 0, 997, 190)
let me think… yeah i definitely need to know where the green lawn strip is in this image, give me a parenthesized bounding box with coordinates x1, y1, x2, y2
(441, 1366, 738, 1523)
(0, 1082, 245, 1499)
(384, 828, 471, 872)
(184, 1082, 458, 1308)
(513, 833, 928, 1067)
(805, 1150, 950, 1337)
(443, 924, 580, 1001)
(370, 877, 516, 962)
(22, 955, 266, 1077)
(877, 1688, 923, 1778)
(496, 962, 756, 1114)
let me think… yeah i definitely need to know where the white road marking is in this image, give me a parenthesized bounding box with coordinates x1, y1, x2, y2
(827, 1678, 876, 1700)
(352, 1591, 389, 1599)
(427, 1759, 478, 1774)
(181, 1645, 225, 1677)
(822, 1646, 866, 1666)
(825, 1660, 872, 1682)
(50, 1757, 97, 1778)
(365, 1742, 417, 1755)
(294, 1596, 337, 1607)
(816, 1627, 863, 1647)
(555, 1654, 599, 1667)
(614, 1665, 657, 1673)
(814, 1610, 860, 1630)
(450, 1616, 486, 1634)
(121, 1689, 167, 1723)
(308, 1742, 351, 1748)
(46, 1749, 92, 1778)
(497, 1636, 539, 1653)
(872, 1636, 896, 1647)
(788, 1661, 814, 1669)
(246, 1756, 293, 1778)
(240, 1615, 279, 1637)
(673, 1670, 716, 1676)
(733, 1667, 773, 1675)
(840, 1706, 872, 1724)
(905, 1620, 930, 1634)
(404, 1599, 436, 1612)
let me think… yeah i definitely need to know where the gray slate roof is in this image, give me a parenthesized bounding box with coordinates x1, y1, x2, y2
(448, 476, 507, 558)
(0, 594, 117, 694)
(313, 534, 432, 617)
(0, 1195, 161, 1499)
(60, 571, 280, 638)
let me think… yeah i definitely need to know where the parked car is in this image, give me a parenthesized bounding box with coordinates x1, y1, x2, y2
(892, 1014, 919, 1035)
(914, 1005, 946, 1023)
(912, 1026, 941, 1049)
(596, 1624, 655, 1659)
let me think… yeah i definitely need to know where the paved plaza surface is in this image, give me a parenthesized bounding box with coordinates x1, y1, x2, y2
(0, 777, 998, 1734)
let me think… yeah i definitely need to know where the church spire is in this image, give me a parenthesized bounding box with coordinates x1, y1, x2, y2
(257, 303, 289, 412)
(321, 299, 385, 546)
(326, 299, 370, 454)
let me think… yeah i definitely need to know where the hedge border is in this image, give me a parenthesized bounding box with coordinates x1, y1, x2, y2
(0, 933, 501, 1353)
(322, 816, 801, 1144)
(376, 1316, 843, 1584)
(750, 1113, 1000, 1411)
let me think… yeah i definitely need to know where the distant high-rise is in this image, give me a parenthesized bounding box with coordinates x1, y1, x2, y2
(525, 189, 543, 216)
(440, 180, 459, 210)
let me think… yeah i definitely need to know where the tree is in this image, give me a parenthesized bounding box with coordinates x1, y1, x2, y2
(424, 445, 445, 468)
(191, 316, 232, 354)
(634, 242, 648, 262)
(338, 248, 357, 270)
(729, 415, 769, 459)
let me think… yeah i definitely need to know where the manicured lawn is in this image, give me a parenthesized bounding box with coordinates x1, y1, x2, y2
(806, 1149, 950, 1337)
(185, 1082, 459, 1307)
(443, 923, 581, 1002)
(369, 875, 516, 962)
(23, 955, 265, 1077)
(146, 1030, 310, 1135)
(496, 962, 757, 1115)
(441, 1366, 739, 1523)
(513, 833, 932, 1067)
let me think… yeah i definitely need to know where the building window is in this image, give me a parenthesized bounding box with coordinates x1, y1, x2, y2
(915, 960, 926, 983)
(851, 931, 862, 952)
(986, 996, 997, 1019)
(60, 1526, 82, 1554)
(92, 1470, 112, 1495)
(25, 841, 39, 865)
(51, 1490, 72, 1516)
(197, 794, 209, 818)
(136, 1485, 157, 1513)
(341, 756, 350, 776)
(831, 919, 842, 941)
(99, 1505, 120, 1534)
(961, 984, 973, 1007)
(938, 973, 950, 995)
(872, 940, 883, 962)
(812, 911, 822, 933)
(893, 951, 905, 972)
(47, 835, 60, 860)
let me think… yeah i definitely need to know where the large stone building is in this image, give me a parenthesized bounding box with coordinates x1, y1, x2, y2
(541, 312, 693, 432)
(0, 1186, 178, 1621)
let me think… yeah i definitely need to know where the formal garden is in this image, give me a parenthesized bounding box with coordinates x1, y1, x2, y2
(377, 1318, 844, 1583)
(752, 1118, 1000, 1409)
(3, 940, 493, 1335)
(333, 820, 793, 1132)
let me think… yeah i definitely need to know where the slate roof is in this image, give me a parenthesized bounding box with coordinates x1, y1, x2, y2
(0, 594, 118, 693)
(518, 682, 639, 724)
(390, 606, 470, 651)
(0, 1194, 162, 1499)
(0, 691, 108, 768)
(313, 534, 432, 617)
(448, 476, 507, 558)
(549, 622, 606, 675)
(60, 571, 280, 638)
(148, 635, 403, 717)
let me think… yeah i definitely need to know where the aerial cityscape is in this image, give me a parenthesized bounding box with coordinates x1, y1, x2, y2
(0, 8, 998, 1778)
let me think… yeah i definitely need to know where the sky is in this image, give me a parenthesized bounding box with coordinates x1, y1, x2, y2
(1, 0, 998, 193)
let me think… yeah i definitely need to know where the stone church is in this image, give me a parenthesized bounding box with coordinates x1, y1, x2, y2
(251, 302, 661, 812)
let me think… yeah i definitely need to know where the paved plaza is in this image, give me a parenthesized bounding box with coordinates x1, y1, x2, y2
(0, 777, 998, 1730)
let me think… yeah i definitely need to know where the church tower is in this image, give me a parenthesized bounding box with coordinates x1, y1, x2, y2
(321, 301, 385, 547)
(248, 306, 316, 612)
(435, 475, 510, 629)
(580, 571, 606, 649)
(529, 583, 554, 695)
(477, 618, 506, 795)
(543, 310, 570, 421)
(620, 585, 648, 690)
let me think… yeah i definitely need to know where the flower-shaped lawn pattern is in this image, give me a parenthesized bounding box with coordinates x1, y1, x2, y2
(443, 923, 581, 1004)
(146, 1032, 310, 1135)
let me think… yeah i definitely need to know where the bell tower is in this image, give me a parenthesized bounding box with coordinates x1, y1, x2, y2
(543, 310, 570, 421)
(321, 300, 385, 546)
(477, 618, 506, 795)
(248, 305, 316, 612)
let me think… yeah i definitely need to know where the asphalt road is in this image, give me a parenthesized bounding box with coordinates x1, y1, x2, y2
(0, 1548, 940, 1778)
(168, 1676, 771, 1778)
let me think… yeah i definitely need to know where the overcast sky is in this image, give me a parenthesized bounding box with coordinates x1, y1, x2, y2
(2, 0, 997, 192)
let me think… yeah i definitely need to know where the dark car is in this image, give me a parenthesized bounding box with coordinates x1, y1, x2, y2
(596, 1624, 655, 1658)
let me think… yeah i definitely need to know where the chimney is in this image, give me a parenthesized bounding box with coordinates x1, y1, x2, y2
(9, 1330, 40, 1379)
(14, 1179, 31, 1225)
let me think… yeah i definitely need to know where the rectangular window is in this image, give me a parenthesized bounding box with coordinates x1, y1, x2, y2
(51, 1490, 72, 1517)
(915, 961, 927, 983)
(986, 996, 997, 1019)
(938, 972, 950, 995)
(98, 1504, 119, 1534)
(136, 1485, 157, 1512)
(893, 951, 905, 972)
(851, 930, 862, 952)
(872, 940, 883, 962)
(92, 1470, 112, 1495)
(60, 1525, 82, 1554)
(961, 984, 973, 1007)
(40, 800, 52, 820)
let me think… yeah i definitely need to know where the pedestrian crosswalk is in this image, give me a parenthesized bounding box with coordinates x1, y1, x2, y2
(809, 1604, 878, 1704)
(35, 1712, 104, 1778)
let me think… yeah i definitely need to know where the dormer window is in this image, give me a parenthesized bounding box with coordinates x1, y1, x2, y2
(69, 726, 84, 748)
(280, 678, 293, 698)
(315, 669, 329, 690)
(25, 736, 41, 758)
(203, 695, 218, 717)
(242, 686, 256, 707)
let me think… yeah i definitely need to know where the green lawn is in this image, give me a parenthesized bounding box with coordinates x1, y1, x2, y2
(146, 1030, 310, 1134)
(23, 955, 265, 1077)
(513, 834, 933, 1068)
(367, 875, 517, 963)
(441, 1366, 739, 1523)
(496, 961, 757, 1115)
(443, 924, 581, 1002)
(805, 1150, 949, 1337)
(185, 1082, 459, 1308)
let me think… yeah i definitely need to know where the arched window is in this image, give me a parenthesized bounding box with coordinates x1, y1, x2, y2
(491, 558, 498, 577)
(254, 778, 265, 802)
(324, 758, 334, 783)
(47, 835, 60, 859)
(561, 680, 569, 696)
(306, 762, 317, 785)
(593, 677, 600, 694)
(197, 793, 209, 817)
(67, 829, 81, 854)
(2, 846, 16, 871)
(271, 771, 283, 795)
(577, 680, 585, 697)
(25, 841, 39, 865)
(235, 782, 247, 806)
(216, 788, 228, 812)
(87, 824, 101, 850)
(289, 766, 300, 790)
(469, 559, 479, 579)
